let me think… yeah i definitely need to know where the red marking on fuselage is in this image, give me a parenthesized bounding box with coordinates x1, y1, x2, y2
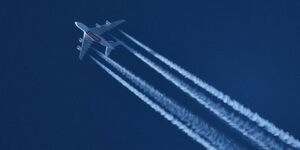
(86, 31, 101, 42)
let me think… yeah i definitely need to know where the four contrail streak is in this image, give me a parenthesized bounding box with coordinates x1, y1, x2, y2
(118, 41, 289, 150)
(120, 31, 300, 149)
(89, 56, 216, 150)
(93, 50, 242, 150)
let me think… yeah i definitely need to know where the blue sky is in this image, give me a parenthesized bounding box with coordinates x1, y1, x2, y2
(1, 0, 300, 149)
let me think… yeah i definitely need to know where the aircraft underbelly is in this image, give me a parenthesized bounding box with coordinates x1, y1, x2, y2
(86, 31, 101, 42)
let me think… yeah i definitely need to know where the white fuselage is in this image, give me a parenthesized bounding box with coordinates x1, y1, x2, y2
(75, 22, 111, 48)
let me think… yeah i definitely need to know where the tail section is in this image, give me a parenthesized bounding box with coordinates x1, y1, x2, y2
(105, 47, 113, 56)
(105, 40, 121, 56)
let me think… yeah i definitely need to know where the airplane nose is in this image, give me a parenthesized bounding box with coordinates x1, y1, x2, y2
(75, 21, 78, 26)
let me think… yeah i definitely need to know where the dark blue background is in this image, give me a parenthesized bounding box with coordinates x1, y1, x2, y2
(1, 0, 300, 149)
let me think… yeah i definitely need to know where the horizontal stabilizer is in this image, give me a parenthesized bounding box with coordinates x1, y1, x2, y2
(105, 47, 113, 56)
(109, 40, 121, 47)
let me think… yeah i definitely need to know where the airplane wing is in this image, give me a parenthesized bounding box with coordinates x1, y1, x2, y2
(90, 20, 125, 36)
(79, 33, 93, 60)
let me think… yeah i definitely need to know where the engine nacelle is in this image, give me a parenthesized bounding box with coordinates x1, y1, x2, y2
(78, 38, 83, 43)
(105, 20, 111, 25)
(95, 23, 101, 28)
(77, 45, 82, 51)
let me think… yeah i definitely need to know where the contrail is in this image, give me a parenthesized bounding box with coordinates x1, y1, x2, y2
(117, 41, 290, 150)
(93, 51, 242, 150)
(120, 31, 300, 149)
(89, 56, 216, 150)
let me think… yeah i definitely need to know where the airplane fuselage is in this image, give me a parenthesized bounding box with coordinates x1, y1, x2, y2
(75, 21, 109, 46)
(86, 31, 101, 42)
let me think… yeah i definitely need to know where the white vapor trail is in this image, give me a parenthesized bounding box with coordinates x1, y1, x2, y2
(118, 41, 290, 150)
(120, 31, 300, 149)
(93, 51, 242, 150)
(89, 56, 216, 150)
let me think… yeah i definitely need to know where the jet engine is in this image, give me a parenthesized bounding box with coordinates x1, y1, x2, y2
(77, 45, 82, 51)
(105, 20, 111, 25)
(78, 38, 83, 43)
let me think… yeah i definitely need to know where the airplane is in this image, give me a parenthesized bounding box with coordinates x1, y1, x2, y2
(75, 19, 125, 60)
